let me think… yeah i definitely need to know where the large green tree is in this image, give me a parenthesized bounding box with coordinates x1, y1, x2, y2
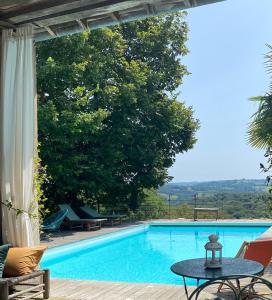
(37, 13, 199, 211)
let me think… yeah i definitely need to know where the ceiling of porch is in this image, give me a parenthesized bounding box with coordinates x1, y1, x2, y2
(0, 0, 224, 41)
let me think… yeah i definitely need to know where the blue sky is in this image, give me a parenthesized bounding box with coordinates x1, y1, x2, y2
(169, 0, 272, 182)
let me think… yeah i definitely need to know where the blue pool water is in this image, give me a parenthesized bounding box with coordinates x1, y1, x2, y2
(41, 224, 270, 285)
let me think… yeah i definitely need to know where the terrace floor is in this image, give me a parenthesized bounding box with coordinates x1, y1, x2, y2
(41, 219, 272, 300)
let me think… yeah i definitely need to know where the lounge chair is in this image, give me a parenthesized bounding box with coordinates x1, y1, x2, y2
(80, 206, 126, 226)
(58, 204, 106, 230)
(218, 239, 272, 293)
(237, 239, 272, 266)
(41, 209, 68, 232)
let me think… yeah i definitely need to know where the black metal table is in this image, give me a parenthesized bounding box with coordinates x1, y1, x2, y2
(170, 258, 264, 299)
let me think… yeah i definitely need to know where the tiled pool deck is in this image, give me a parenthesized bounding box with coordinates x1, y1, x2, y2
(43, 219, 272, 300)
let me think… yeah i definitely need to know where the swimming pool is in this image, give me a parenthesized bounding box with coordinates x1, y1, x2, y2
(41, 223, 270, 285)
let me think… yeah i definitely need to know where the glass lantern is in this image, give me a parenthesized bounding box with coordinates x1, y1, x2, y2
(205, 234, 222, 268)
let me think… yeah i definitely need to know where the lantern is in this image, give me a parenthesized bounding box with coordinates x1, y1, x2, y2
(205, 234, 222, 268)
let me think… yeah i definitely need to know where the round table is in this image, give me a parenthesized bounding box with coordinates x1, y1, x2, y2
(171, 258, 264, 299)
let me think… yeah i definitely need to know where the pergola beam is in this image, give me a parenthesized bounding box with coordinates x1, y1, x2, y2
(183, 0, 192, 8)
(0, 0, 80, 19)
(0, 0, 225, 41)
(12, 0, 134, 26)
(44, 26, 57, 37)
(76, 19, 89, 30)
(190, 0, 198, 7)
(111, 12, 122, 23)
(145, 4, 156, 15)
(0, 20, 16, 29)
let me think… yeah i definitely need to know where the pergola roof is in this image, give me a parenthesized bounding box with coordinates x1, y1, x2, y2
(0, 0, 224, 41)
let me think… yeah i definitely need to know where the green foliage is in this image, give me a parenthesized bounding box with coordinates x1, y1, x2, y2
(37, 13, 199, 211)
(260, 148, 272, 212)
(159, 181, 271, 219)
(129, 189, 168, 220)
(248, 95, 272, 149)
(34, 147, 50, 221)
(133, 190, 272, 220)
(0, 148, 47, 221)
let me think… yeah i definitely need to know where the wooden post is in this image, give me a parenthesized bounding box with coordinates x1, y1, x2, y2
(97, 199, 100, 213)
(0, 280, 9, 300)
(221, 195, 224, 219)
(168, 194, 171, 218)
(0, 36, 3, 246)
(0, 204, 2, 245)
(43, 269, 50, 299)
(193, 194, 197, 221)
(194, 193, 197, 208)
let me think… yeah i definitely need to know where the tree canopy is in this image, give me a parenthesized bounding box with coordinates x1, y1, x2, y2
(37, 13, 199, 211)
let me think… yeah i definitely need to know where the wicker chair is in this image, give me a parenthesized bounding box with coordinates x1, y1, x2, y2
(0, 269, 49, 300)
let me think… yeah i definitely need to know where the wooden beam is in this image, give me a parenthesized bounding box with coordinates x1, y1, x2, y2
(12, 0, 134, 26)
(0, 0, 81, 19)
(0, 0, 34, 5)
(191, 0, 198, 7)
(44, 26, 57, 37)
(145, 4, 156, 15)
(0, 36, 2, 246)
(76, 19, 88, 30)
(0, 20, 16, 29)
(111, 12, 121, 23)
(183, 0, 192, 8)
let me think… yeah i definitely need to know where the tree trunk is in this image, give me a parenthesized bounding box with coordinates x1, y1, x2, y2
(66, 191, 78, 206)
(129, 188, 140, 211)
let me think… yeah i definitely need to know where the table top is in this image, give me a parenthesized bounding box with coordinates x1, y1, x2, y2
(171, 258, 264, 280)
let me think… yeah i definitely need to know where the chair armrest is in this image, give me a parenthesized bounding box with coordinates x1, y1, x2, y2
(236, 241, 249, 258)
(2, 270, 46, 286)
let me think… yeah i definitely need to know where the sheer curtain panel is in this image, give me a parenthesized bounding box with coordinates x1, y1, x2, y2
(0, 26, 39, 246)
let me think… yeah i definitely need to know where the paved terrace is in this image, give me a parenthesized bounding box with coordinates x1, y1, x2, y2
(40, 219, 272, 300)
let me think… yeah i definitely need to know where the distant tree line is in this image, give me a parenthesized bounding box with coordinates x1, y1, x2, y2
(134, 191, 271, 220)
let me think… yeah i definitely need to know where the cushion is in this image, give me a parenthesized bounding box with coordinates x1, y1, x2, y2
(3, 246, 46, 277)
(0, 244, 11, 278)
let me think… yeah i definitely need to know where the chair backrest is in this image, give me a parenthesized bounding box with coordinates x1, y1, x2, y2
(81, 206, 101, 217)
(43, 209, 68, 228)
(58, 204, 79, 221)
(244, 239, 272, 268)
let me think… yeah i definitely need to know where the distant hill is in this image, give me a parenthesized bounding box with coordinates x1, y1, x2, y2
(159, 179, 267, 201)
(158, 179, 270, 219)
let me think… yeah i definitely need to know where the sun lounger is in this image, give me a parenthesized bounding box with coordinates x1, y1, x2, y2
(80, 206, 126, 226)
(41, 209, 68, 232)
(58, 204, 106, 230)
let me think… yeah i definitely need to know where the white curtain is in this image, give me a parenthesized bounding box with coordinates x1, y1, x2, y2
(0, 26, 39, 246)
